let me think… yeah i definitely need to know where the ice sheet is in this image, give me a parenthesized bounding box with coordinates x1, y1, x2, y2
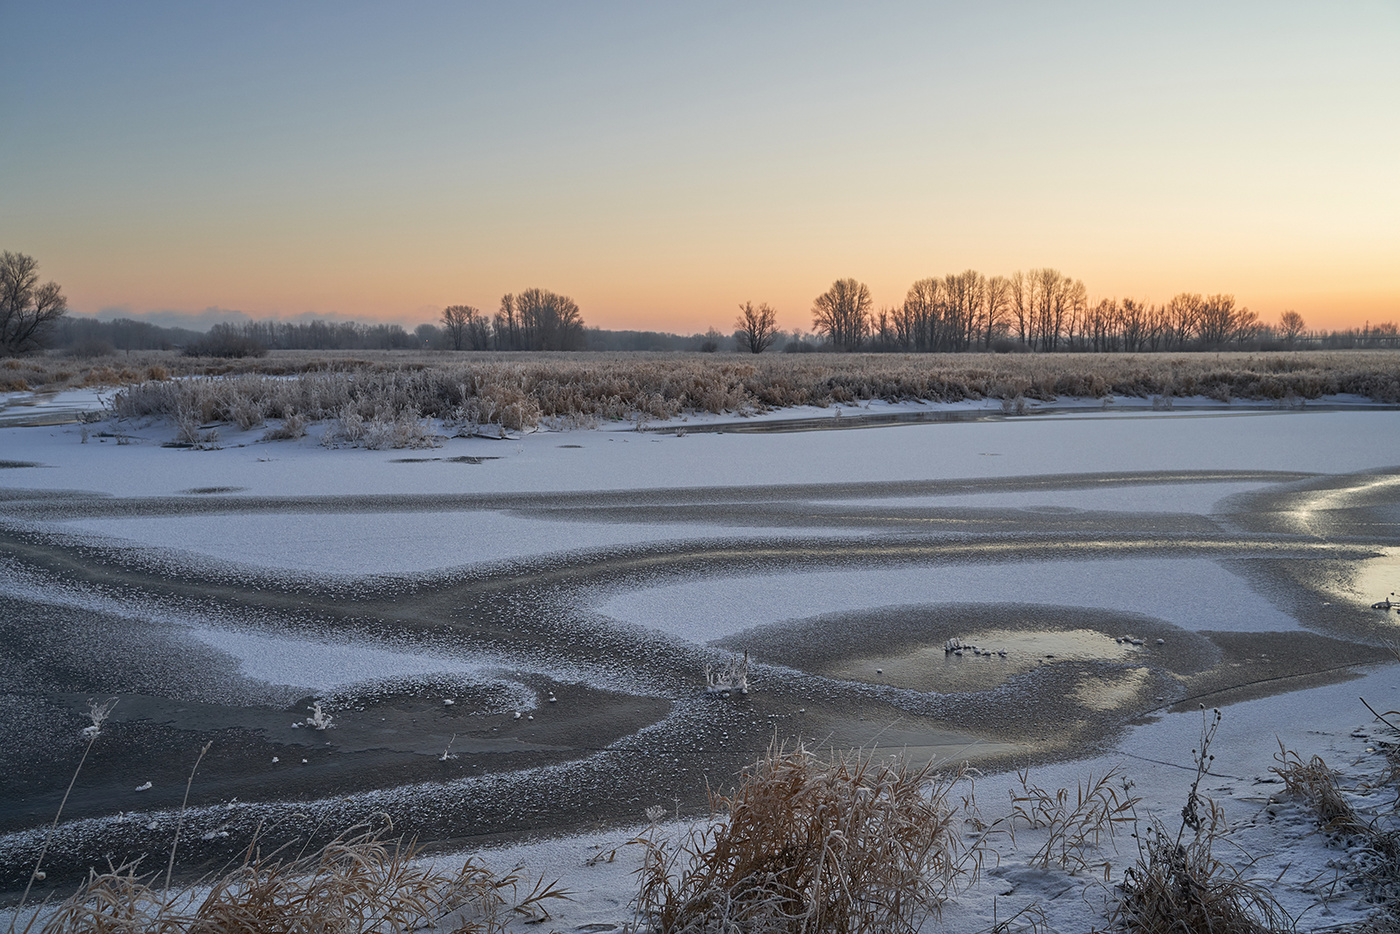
(592, 557, 1299, 643)
(62, 511, 819, 574)
(2, 407, 1399, 499)
(813, 480, 1271, 514)
(185, 625, 496, 691)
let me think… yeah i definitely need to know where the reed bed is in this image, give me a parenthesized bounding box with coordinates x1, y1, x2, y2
(18, 349, 1384, 437)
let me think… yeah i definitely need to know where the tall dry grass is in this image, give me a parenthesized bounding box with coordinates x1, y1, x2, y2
(58, 349, 1398, 437)
(1114, 710, 1290, 934)
(6, 350, 1399, 425)
(18, 821, 567, 934)
(630, 742, 980, 934)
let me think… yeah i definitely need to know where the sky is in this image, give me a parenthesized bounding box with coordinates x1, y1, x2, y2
(2, 1, 1397, 334)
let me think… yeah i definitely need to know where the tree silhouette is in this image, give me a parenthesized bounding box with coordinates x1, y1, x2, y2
(494, 289, 584, 350)
(734, 302, 779, 353)
(812, 279, 872, 351)
(1, 252, 67, 355)
(1279, 310, 1306, 346)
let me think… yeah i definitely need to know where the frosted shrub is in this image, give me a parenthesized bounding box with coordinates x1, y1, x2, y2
(704, 652, 750, 695)
(363, 409, 440, 450)
(173, 405, 203, 445)
(228, 394, 266, 430)
(262, 412, 307, 441)
(321, 403, 368, 447)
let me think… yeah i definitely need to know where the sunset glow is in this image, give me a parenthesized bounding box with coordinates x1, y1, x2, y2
(3, 2, 1396, 334)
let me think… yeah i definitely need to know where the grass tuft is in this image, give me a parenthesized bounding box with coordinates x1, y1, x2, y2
(1007, 765, 1139, 878)
(30, 821, 568, 934)
(630, 741, 977, 934)
(1271, 743, 1365, 835)
(1113, 709, 1289, 934)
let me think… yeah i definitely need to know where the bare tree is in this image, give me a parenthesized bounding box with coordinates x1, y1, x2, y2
(1009, 270, 1035, 348)
(1, 251, 67, 355)
(1084, 298, 1117, 352)
(983, 275, 1011, 348)
(1279, 309, 1306, 346)
(1145, 303, 1169, 351)
(466, 311, 491, 349)
(1120, 298, 1151, 352)
(494, 294, 520, 350)
(901, 278, 941, 351)
(943, 270, 987, 352)
(441, 305, 476, 351)
(494, 289, 585, 350)
(812, 278, 872, 351)
(1197, 294, 1255, 347)
(1165, 293, 1203, 349)
(414, 322, 441, 347)
(734, 301, 779, 354)
(873, 307, 897, 349)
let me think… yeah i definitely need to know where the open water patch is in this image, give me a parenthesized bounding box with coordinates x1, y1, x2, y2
(716, 603, 1215, 698)
(1332, 546, 1400, 612)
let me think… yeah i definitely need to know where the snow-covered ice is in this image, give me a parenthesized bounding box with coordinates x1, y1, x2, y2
(2, 393, 1398, 932)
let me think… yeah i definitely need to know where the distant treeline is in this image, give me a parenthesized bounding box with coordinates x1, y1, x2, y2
(47, 312, 1400, 359)
(45, 270, 1400, 358)
(809, 271, 1398, 353)
(52, 316, 203, 353)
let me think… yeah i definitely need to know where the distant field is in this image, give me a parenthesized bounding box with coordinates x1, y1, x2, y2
(4, 350, 1399, 432)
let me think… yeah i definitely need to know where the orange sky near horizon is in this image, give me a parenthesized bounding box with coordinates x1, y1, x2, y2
(3, 3, 1396, 335)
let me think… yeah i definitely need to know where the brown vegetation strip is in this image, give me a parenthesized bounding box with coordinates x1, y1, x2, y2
(4, 350, 1400, 431)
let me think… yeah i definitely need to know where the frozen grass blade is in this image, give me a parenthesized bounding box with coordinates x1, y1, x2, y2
(1113, 709, 1291, 934)
(164, 741, 211, 896)
(1008, 764, 1139, 878)
(8, 698, 117, 934)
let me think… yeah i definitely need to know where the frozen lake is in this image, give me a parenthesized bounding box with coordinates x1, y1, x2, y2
(1, 401, 1398, 916)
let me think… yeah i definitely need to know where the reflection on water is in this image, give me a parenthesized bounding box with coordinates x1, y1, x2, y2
(1280, 474, 1400, 538)
(1074, 667, 1151, 711)
(790, 700, 1028, 769)
(1330, 547, 1400, 614)
(831, 627, 1145, 694)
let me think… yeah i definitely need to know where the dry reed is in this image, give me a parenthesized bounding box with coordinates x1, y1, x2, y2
(6, 349, 1398, 432)
(29, 821, 568, 934)
(630, 741, 977, 934)
(1271, 743, 1365, 836)
(1007, 765, 1139, 878)
(1113, 709, 1289, 934)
